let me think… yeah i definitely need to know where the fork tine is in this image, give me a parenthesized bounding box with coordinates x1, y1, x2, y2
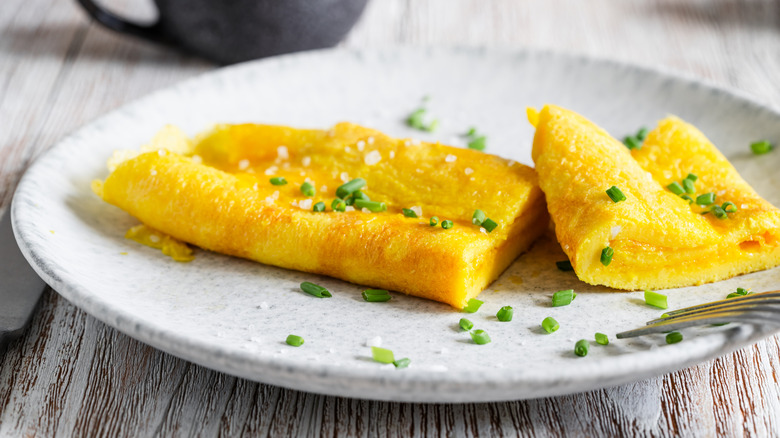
(616, 308, 780, 339)
(646, 301, 780, 325)
(662, 290, 780, 317)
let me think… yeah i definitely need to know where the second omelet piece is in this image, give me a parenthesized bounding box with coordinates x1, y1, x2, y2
(530, 105, 780, 290)
(94, 122, 548, 308)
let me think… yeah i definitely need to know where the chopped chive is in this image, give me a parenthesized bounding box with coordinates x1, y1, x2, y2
(667, 182, 684, 195)
(465, 127, 477, 137)
(463, 298, 484, 313)
(393, 358, 411, 369)
(344, 196, 356, 206)
(425, 119, 440, 132)
(470, 329, 491, 345)
(312, 201, 326, 212)
(606, 186, 627, 203)
(722, 202, 737, 213)
(336, 178, 366, 199)
(556, 260, 574, 271)
(496, 306, 514, 322)
(331, 198, 346, 212)
(429, 216, 439, 227)
(472, 209, 486, 225)
(623, 136, 640, 150)
(680, 195, 694, 204)
(711, 205, 728, 219)
(481, 218, 498, 233)
(352, 190, 370, 201)
(371, 346, 395, 364)
(407, 108, 427, 129)
(467, 136, 487, 151)
(696, 192, 716, 206)
(644, 290, 668, 309)
(300, 281, 332, 298)
(727, 287, 752, 299)
(300, 182, 315, 197)
(402, 208, 418, 218)
(362, 289, 391, 302)
(685, 173, 698, 182)
(682, 178, 695, 195)
(459, 318, 474, 331)
(750, 140, 774, 155)
(354, 199, 387, 212)
(665, 332, 683, 344)
(286, 334, 304, 347)
(441, 220, 454, 229)
(600, 246, 614, 266)
(595, 333, 609, 345)
(574, 339, 589, 357)
(636, 127, 649, 141)
(541, 316, 559, 334)
(552, 289, 575, 307)
(270, 177, 287, 186)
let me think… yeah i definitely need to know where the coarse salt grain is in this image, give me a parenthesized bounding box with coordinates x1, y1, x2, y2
(367, 137, 375, 145)
(345, 146, 352, 153)
(445, 154, 457, 163)
(299, 199, 313, 209)
(191, 155, 202, 164)
(411, 206, 422, 217)
(389, 151, 395, 159)
(340, 172, 349, 182)
(480, 227, 487, 234)
(741, 204, 749, 209)
(302, 156, 311, 166)
(321, 185, 328, 193)
(150, 169, 157, 176)
(149, 234, 160, 243)
(357, 140, 365, 151)
(264, 166, 277, 175)
(252, 183, 258, 190)
(277, 145, 289, 159)
(238, 159, 250, 170)
(364, 150, 382, 165)
(611, 225, 622, 239)
(345, 206, 355, 212)
(362, 208, 371, 214)
(464, 167, 474, 175)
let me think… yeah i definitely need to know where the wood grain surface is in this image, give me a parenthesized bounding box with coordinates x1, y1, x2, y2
(2, 0, 780, 436)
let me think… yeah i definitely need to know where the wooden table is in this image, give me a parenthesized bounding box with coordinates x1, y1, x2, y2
(2, 0, 780, 435)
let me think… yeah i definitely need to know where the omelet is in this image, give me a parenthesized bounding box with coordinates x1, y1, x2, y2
(530, 105, 780, 290)
(93, 122, 548, 308)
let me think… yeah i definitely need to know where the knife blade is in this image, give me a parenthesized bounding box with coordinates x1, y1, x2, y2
(0, 206, 46, 354)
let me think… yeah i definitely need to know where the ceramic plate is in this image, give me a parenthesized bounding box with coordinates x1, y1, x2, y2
(12, 48, 780, 402)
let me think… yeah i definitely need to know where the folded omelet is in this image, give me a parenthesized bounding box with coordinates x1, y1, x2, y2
(530, 105, 780, 290)
(94, 123, 547, 308)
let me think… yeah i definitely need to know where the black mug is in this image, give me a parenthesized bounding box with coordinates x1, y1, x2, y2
(76, 0, 369, 65)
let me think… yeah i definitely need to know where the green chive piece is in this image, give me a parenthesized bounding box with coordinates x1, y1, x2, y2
(353, 190, 370, 201)
(682, 178, 695, 195)
(541, 316, 559, 334)
(463, 298, 484, 313)
(600, 246, 614, 266)
(472, 209, 486, 225)
(750, 140, 774, 155)
(623, 136, 640, 150)
(371, 346, 395, 364)
(407, 108, 427, 130)
(336, 178, 366, 198)
(362, 289, 391, 302)
(696, 192, 716, 206)
(636, 127, 649, 141)
(711, 205, 728, 219)
(300, 281, 332, 298)
(467, 136, 487, 151)
(552, 289, 575, 307)
(286, 335, 304, 347)
(722, 202, 737, 213)
(402, 208, 418, 218)
(680, 195, 694, 204)
(644, 290, 668, 309)
(300, 182, 315, 197)
(556, 260, 574, 271)
(465, 127, 477, 137)
(270, 177, 287, 186)
(727, 287, 752, 299)
(665, 332, 683, 344)
(459, 318, 474, 331)
(574, 339, 589, 357)
(355, 199, 387, 212)
(331, 198, 346, 212)
(425, 119, 440, 132)
(393, 358, 411, 369)
(344, 195, 356, 206)
(686, 173, 698, 182)
(606, 186, 627, 203)
(496, 306, 514, 322)
(481, 218, 498, 233)
(470, 329, 492, 345)
(429, 216, 439, 227)
(441, 220, 454, 229)
(595, 333, 609, 345)
(667, 182, 684, 195)
(312, 201, 326, 212)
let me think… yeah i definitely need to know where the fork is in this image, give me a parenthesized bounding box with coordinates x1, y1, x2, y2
(615, 290, 780, 339)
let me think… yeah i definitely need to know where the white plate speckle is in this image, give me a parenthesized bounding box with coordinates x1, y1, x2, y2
(12, 48, 780, 402)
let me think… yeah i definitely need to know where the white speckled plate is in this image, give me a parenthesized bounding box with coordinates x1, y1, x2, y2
(12, 48, 780, 402)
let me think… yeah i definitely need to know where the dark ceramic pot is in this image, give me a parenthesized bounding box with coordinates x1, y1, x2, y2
(76, 0, 369, 64)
